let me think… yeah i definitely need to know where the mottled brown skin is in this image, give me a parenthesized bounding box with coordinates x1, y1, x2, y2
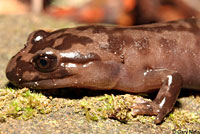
(6, 18, 200, 124)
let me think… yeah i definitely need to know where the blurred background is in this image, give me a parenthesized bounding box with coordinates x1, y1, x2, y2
(0, 0, 200, 26)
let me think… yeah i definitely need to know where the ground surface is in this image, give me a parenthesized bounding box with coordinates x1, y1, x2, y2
(0, 15, 200, 134)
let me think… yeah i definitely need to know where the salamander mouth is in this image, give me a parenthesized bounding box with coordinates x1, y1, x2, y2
(13, 78, 76, 89)
(18, 79, 56, 89)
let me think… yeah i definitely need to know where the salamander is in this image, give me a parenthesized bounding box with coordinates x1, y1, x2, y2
(6, 18, 200, 124)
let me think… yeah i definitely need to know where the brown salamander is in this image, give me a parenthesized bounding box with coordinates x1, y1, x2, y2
(6, 18, 200, 124)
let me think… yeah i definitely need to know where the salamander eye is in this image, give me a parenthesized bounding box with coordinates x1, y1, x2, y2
(27, 30, 49, 44)
(33, 54, 57, 72)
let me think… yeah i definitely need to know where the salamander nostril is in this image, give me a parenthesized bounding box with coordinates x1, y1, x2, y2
(6, 70, 19, 84)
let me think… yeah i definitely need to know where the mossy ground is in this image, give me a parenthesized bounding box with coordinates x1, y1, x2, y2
(0, 88, 199, 129)
(0, 88, 53, 122)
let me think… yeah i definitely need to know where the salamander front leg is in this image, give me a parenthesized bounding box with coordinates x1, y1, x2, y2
(131, 71, 182, 124)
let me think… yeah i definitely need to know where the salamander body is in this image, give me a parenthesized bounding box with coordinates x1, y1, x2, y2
(6, 18, 200, 124)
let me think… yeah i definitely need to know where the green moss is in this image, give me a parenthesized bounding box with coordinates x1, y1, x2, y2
(0, 88, 53, 121)
(78, 95, 114, 121)
(166, 109, 200, 128)
(74, 94, 153, 123)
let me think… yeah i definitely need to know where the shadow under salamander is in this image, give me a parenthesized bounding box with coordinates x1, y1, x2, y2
(6, 82, 129, 99)
(5, 82, 200, 102)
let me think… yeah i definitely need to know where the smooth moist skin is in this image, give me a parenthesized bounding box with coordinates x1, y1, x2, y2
(6, 18, 200, 124)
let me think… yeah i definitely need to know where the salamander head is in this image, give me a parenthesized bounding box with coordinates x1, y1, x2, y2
(6, 29, 102, 89)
